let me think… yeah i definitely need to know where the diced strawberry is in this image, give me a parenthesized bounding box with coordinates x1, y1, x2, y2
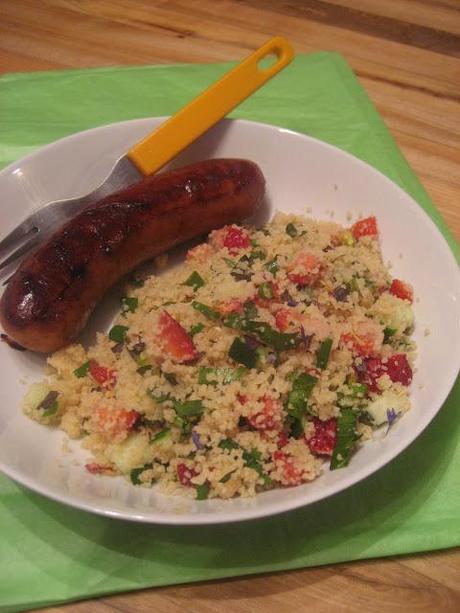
(85, 463, 114, 475)
(177, 463, 198, 487)
(248, 396, 283, 431)
(351, 216, 378, 240)
(216, 299, 243, 315)
(287, 251, 324, 287)
(386, 353, 413, 386)
(272, 450, 305, 486)
(237, 393, 248, 405)
(91, 406, 139, 439)
(157, 310, 199, 363)
(89, 360, 117, 388)
(275, 308, 291, 332)
(186, 243, 214, 262)
(306, 418, 337, 456)
(390, 279, 413, 303)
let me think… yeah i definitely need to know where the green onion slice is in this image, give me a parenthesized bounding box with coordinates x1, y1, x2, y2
(192, 301, 220, 321)
(184, 271, 205, 291)
(316, 338, 333, 370)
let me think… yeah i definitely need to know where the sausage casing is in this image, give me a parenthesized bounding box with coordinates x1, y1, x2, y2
(0, 159, 265, 352)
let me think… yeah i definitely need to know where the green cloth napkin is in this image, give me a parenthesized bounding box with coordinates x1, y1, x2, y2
(0, 52, 458, 613)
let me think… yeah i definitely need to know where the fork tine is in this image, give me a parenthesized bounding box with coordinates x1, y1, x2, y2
(0, 232, 40, 272)
(0, 221, 38, 258)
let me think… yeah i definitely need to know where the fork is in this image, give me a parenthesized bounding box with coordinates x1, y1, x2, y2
(0, 37, 294, 280)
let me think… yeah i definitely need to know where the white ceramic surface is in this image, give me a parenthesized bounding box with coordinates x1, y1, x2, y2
(0, 118, 459, 525)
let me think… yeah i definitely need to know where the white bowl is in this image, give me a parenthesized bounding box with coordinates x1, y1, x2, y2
(0, 118, 459, 524)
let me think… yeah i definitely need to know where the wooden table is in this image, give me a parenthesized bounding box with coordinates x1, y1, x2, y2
(1, 1, 459, 611)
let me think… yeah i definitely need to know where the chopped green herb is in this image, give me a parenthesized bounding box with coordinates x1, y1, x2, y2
(151, 428, 171, 443)
(243, 301, 258, 319)
(249, 248, 267, 261)
(190, 322, 205, 337)
(173, 399, 204, 418)
(384, 327, 397, 342)
(258, 282, 273, 300)
(192, 301, 220, 321)
(223, 314, 300, 352)
(163, 372, 178, 386)
(174, 415, 193, 435)
(74, 361, 90, 378)
(184, 271, 205, 291)
(316, 338, 333, 370)
(250, 322, 300, 351)
(223, 257, 237, 268)
(196, 482, 210, 500)
(330, 408, 358, 470)
(350, 383, 368, 397)
(228, 337, 258, 369)
(136, 354, 153, 375)
(286, 373, 318, 437)
(218, 438, 240, 451)
(198, 366, 247, 385)
(220, 469, 237, 483)
(122, 296, 138, 313)
(286, 223, 298, 237)
(130, 463, 153, 485)
(108, 325, 129, 343)
(243, 449, 272, 487)
(38, 391, 59, 417)
(147, 389, 171, 404)
(265, 256, 279, 275)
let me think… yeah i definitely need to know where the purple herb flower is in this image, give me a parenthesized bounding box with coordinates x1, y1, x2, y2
(192, 430, 203, 450)
(300, 325, 312, 351)
(385, 408, 399, 435)
(281, 290, 298, 307)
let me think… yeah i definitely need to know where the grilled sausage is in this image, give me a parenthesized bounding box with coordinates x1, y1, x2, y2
(0, 159, 265, 352)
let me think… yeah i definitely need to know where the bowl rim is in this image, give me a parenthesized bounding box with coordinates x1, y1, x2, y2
(1, 116, 459, 525)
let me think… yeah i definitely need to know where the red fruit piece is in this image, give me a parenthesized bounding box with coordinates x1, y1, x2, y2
(223, 226, 251, 253)
(306, 418, 337, 456)
(275, 308, 291, 332)
(177, 463, 198, 487)
(356, 357, 386, 392)
(85, 463, 113, 475)
(277, 432, 289, 449)
(186, 243, 214, 262)
(272, 450, 304, 486)
(357, 353, 412, 391)
(237, 393, 248, 405)
(210, 225, 250, 254)
(351, 216, 378, 240)
(390, 279, 413, 303)
(89, 360, 117, 388)
(157, 310, 199, 363)
(92, 406, 140, 438)
(386, 353, 413, 386)
(287, 251, 323, 287)
(248, 396, 283, 431)
(216, 299, 243, 315)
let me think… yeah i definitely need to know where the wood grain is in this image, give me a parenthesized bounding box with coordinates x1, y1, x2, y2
(1, 1, 459, 611)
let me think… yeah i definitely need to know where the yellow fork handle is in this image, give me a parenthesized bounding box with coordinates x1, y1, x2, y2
(127, 36, 294, 176)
